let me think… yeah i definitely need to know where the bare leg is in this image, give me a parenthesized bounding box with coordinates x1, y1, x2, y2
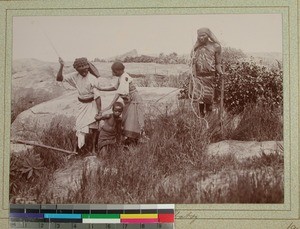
(206, 103, 213, 116)
(91, 129, 98, 155)
(199, 103, 205, 117)
(73, 137, 78, 153)
(97, 145, 108, 160)
(102, 146, 108, 158)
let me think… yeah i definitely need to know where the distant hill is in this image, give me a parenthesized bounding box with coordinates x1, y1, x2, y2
(108, 49, 138, 61)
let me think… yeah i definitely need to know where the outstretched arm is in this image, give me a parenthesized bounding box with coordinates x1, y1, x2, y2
(99, 85, 118, 91)
(99, 79, 120, 91)
(56, 57, 64, 81)
(91, 77, 120, 92)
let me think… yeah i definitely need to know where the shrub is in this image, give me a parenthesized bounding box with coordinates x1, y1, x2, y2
(215, 61, 283, 114)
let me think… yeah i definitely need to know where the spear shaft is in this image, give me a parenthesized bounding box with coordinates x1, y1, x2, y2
(11, 139, 78, 155)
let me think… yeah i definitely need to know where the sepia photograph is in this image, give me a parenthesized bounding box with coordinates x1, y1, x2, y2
(10, 14, 283, 205)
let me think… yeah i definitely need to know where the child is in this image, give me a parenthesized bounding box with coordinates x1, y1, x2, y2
(100, 62, 145, 145)
(95, 102, 123, 157)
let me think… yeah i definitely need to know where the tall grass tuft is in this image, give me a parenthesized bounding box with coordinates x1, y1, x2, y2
(227, 103, 283, 141)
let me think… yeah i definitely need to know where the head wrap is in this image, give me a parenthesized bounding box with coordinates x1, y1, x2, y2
(192, 28, 220, 52)
(73, 57, 101, 78)
(197, 27, 220, 44)
(73, 57, 89, 69)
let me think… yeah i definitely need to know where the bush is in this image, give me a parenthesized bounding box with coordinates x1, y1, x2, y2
(216, 61, 283, 114)
(123, 52, 188, 64)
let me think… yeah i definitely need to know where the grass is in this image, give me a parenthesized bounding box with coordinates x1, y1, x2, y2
(10, 103, 284, 204)
(133, 71, 188, 88)
(226, 103, 283, 141)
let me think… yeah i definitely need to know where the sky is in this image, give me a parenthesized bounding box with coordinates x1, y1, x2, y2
(13, 14, 282, 62)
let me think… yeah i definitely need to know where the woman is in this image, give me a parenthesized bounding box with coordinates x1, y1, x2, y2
(190, 27, 223, 117)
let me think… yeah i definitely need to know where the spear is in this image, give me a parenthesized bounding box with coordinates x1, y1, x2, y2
(11, 139, 78, 155)
(220, 66, 226, 139)
(31, 20, 61, 57)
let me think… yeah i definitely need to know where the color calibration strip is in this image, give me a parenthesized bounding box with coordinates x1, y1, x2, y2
(10, 204, 174, 228)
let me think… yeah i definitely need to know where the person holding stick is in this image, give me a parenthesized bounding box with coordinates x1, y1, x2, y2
(56, 57, 102, 154)
(190, 27, 223, 117)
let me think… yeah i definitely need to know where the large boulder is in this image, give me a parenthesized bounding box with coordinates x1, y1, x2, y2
(206, 140, 283, 160)
(12, 59, 189, 122)
(45, 138, 283, 202)
(47, 156, 104, 202)
(11, 87, 180, 142)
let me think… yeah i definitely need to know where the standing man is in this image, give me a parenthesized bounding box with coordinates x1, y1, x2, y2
(56, 57, 101, 154)
(190, 27, 223, 117)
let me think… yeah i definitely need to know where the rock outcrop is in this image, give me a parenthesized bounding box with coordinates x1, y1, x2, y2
(207, 140, 283, 160)
(11, 87, 180, 142)
(40, 139, 283, 202)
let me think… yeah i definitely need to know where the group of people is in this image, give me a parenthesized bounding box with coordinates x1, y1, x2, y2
(56, 58, 144, 156)
(56, 27, 223, 156)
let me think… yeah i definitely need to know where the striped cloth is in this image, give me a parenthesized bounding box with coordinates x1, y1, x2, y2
(188, 75, 215, 104)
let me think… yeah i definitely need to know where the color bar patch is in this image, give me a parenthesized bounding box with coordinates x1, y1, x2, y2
(121, 219, 158, 224)
(44, 213, 81, 219)
(158, 214, 174, 223)
(82, 214, 120, 219)
(10, 213, 44, 219)
(120, 214, 158, 219)
(82, 218, 121, 224)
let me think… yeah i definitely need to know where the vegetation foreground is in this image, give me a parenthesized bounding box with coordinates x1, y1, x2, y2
(10, 103, 283, 204)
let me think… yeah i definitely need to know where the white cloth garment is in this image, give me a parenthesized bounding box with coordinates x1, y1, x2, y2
(63, 72, 102, 148)
(116, 72, 133, 96)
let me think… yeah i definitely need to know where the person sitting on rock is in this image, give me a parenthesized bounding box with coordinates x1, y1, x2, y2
(56, 57, 102, 155)
(95, 102, 123, 157)
(99, 62, 145, 145)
